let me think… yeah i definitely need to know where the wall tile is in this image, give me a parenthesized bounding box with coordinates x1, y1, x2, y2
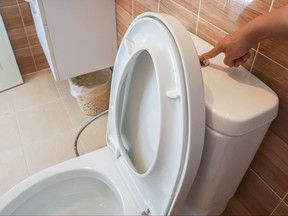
(272, 202, 288, 216)
(251, 52, 288, 107)
(250, 130, 288, 198)
(19, 2, 33, 26)
(0, 0, 16, 7)
(172, 0, 199, 15)
(222, 197, 252, 215)
(0, 0, 49, 75)
(232, 169, 280, 215)
(116, 2, 133, 46)
(133, 0, 159, 17)
(31, 44, 49, 71)
(116, 0, 132, 15)
(160, 0, 197, 34)
(271, 0, 288, 11)
(14, 47, 36, 75)
(7, 27, 29, 49)
(270, 105, 288, 145)
(200, 0, 272, 34)
(25, 25, 39, 46)
(0, 5, 23, 30)
(258, 37, 288, 69)
(196, 18, 227, 46)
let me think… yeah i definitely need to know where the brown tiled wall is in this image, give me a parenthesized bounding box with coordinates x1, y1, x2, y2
(0, 0, 48, 75)
(116, 0, 288, 215)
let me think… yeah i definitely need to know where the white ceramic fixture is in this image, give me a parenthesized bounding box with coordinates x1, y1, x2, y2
(0, 13, 278, 216)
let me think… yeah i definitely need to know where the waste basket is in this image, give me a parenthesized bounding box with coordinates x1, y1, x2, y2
(68, 68, 112, 116)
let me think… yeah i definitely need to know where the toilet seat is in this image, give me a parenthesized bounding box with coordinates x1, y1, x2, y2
(107, 13, 205, 215)
(0, 13, 205, 216)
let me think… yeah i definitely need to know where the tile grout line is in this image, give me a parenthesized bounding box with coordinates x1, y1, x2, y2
(198, 16, 229, 36)
(17, 2, 37, 71)
(249, 168, 282, 200)
(10, 88, 32, 176)
(249, 167, 286, 215)
(170, 0, 198, 18)
(195, 0, 202, 35)
(257, 50, 288, 71)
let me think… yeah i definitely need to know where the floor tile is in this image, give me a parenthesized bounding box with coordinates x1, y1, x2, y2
(0, 114, 22, 151)
(0, 90, 15, 116)
(54, 79, 71, 98)
(0, 148, 29, 196)
(17, 99, 73, 144)
(23, 129, 85, 175)
(62, 95, 93, 128)
(10, 70, 59, 111)
(79, 115, 108, 153)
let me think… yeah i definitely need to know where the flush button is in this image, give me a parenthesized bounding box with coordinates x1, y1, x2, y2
(200, 59, 210, 67)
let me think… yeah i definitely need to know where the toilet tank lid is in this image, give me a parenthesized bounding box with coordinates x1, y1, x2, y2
(191, 34, 279, 136)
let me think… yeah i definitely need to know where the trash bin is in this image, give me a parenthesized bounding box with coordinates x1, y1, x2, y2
(68, 68, 112, 116)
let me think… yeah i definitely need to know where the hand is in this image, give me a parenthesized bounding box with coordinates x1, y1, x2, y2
(199, 32, 253, 67)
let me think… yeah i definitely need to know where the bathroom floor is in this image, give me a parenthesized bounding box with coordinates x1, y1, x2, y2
(0, 69, 107, 197)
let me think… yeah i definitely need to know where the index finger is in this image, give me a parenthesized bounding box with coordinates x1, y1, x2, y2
(199, 46, 222, 61)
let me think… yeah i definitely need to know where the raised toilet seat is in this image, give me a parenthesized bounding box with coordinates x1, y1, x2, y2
(0, 13, 205, 215)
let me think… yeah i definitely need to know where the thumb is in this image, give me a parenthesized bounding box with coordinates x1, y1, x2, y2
(199, 46, 222, 61)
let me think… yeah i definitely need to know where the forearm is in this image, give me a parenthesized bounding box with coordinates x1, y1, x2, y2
(240, 5, 288, 45)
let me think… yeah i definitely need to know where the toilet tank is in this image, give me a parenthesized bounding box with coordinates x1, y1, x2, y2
(182, 34, 279, 215)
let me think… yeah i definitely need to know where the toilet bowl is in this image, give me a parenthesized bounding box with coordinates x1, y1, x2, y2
(0, 13, 278, 216)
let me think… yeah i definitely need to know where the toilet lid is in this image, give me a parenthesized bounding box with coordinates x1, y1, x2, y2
(106, 13, 205, 215)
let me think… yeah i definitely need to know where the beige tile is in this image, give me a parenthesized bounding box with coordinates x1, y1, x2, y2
(54, 79, 71, 98)
(62, 95, 92, 128)
(17, 99, 73, 144)
(80, 115, 108, 154)
(23, 129, 84, 175)
(0, 114, 22, 151)
(0, 147, 29, 196)
(0, 91, 15, 115)
(10, 70, 59, 111)
(160, 0, 198, 34)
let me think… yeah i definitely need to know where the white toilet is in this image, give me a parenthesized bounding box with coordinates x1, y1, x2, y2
(0, 13, 278, 216)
